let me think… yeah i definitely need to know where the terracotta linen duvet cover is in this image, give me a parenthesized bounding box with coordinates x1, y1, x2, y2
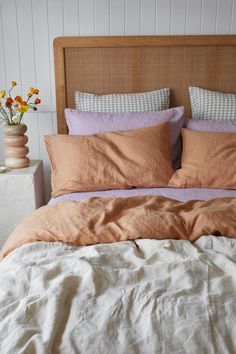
(1, 195, 236, 354)
(1, 195, 236, 260)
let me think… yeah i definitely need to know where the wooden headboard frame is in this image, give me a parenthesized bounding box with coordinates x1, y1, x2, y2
(54, 35, 236, 134)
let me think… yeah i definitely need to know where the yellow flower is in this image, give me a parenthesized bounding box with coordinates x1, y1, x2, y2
(11, 81, 17, 87)
(27, 92, 33, 97)
(30, 87, 36, 94)
(18, 103, 28, 113)
(0, 90, 6, 98)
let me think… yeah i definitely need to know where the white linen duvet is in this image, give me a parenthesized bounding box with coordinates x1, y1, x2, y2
(0, 236, 236, 354)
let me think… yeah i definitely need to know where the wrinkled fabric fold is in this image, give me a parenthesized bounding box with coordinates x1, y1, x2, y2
(2, 236, 236, 353)
(1, 195, 236, 260)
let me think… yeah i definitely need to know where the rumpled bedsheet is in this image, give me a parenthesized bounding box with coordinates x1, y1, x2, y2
(1, 195, 236, 260)
(0, 237, 236, 353)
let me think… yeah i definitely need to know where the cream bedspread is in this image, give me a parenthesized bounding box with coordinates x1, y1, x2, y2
(0, 236, 236, 354)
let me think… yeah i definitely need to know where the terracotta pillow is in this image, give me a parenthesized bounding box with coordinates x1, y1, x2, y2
(45, 122, 173, 197)
(169, 128, 236, 189)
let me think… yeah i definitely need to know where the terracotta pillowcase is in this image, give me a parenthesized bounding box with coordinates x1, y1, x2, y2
(169, 128, 236, 189)
(45, 122, 174, 197)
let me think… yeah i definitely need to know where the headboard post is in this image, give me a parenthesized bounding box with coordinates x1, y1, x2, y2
(54, 35, 236, 134)
(54, 44, 67, 134)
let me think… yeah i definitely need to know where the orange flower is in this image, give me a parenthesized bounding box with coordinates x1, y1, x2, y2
(11, 81, 17, 87)
(27, 92, 33, 97)
(34, 98, 41, 105)
(5, 97, 14, 107)
(15, 95, 23, 103)
(30, 87, 36, 94)
(29, 87, 39, 95)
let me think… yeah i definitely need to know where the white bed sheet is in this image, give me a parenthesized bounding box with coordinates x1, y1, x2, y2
(0, 236, 236, 353)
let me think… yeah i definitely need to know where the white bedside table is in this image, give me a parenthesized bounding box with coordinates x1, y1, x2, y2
(0, 160, 45, 248)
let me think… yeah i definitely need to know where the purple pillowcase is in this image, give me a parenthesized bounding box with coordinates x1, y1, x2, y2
(185, 119, 236, 132)
(65, 106, 184, 169)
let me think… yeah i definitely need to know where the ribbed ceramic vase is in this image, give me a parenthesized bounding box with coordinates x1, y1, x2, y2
(3, 124, 30, 169)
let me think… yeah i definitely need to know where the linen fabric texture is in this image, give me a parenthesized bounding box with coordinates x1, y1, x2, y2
(45, 122, 174, 197)
(185, 118, 236, 132)
(1, 236, 236, 353)
(189, 86, 236, 120)
(75, 88, 170, 113)
(169, 128, 236, 189)
(65, 106, 184, 169)
(1, 195, 236, 260)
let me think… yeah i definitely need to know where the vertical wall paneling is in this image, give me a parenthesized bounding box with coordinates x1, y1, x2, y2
(32, 0, 52, 106)
(0, 0, 21, 92)
(140, 0, 156, 35)
(52, 112, 58, 135)
(0, 5, 6, 88)
(15, 0, 36, 96)
(1, 0, 236, 200)
(201, 0, 217, 34)
(0, 5, 6, 157)
(232, 0, 236, 33)
(47, 0, 64, 108)
(63, 0, 80, 35)
(171, 0, 187, 34)
(156, 0, 171, 34)
(125, 0, 140, 35)
(185, 0, 202, 34)
(79, 0, 95, 35)
(95, 0, 110, 35)
(216, 0, 233, 34)
(110, 0, 125, 35)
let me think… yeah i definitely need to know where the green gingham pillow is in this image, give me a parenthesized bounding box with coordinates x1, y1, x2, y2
(75, 88, 169, 113)
(189, 86, 236, 120)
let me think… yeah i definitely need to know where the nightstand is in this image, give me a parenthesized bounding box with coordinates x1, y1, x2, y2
(0, 160, 45, 248)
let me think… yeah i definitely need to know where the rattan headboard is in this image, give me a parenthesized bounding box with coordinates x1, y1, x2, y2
(54, 35, 236, 134)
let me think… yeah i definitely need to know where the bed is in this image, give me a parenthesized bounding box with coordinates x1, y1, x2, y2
(0, 35, 236, 354)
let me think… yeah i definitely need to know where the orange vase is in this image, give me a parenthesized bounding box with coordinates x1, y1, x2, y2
(3, 124, 30, 168)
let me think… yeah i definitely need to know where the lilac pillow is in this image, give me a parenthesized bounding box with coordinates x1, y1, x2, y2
(185, 119, 236, 132)
(65, 106, 184, 169)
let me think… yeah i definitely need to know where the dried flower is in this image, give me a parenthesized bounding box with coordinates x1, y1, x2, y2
(18, 104, 29, 113)
(0, 90, 6, 98)
(0, 81, 41, 125)
(15, 95, 23, 103)
(34, 98, 41, 105)
(5, 97, 14, 107)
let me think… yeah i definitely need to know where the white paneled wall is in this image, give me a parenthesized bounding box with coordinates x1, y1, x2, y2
(0, 0, 236, 200)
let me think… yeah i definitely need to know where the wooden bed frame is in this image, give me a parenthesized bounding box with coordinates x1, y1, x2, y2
(54, 35, 236, 134)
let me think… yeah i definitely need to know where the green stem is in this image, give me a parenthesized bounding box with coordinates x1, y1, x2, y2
(0, 105, 9, 118)
(0, 106, 10, 124)
(26, 95, 32, 103)
(19, 112, 24, 124)
(8, 85, 14, 98)
(0, 115, 9, 125)
(8, 107, 13, 124)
